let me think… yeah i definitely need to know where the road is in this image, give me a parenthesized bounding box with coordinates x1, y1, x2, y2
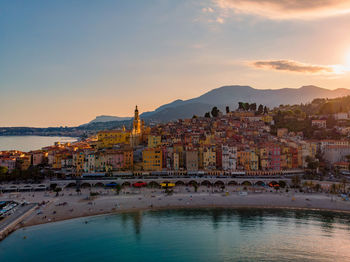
(0, 203, 36, 232)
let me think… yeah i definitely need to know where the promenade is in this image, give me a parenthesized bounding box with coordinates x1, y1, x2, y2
(0, 203, 36, 241)
(0, 185, 348, 230)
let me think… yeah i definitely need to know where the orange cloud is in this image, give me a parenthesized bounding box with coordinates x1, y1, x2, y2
(250, 60, 334, 74)
(214, 0, 350, 19)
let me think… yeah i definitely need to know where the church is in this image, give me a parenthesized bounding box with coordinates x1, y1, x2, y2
(130, 105, 144, 147)
(96, 106, 145, 148)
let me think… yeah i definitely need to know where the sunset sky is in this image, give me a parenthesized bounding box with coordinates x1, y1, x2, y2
(1, 0, 350, 127)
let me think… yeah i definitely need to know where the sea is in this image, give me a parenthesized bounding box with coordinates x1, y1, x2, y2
(1, 208, 350, 261)
(0, 136, 77, 152)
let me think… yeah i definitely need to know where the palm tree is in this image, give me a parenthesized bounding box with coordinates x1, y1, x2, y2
(340, 178, 347, 194)
(54, 187, 62, 197)
(330, 183, 339, 201)
(291, 175, 301, 188)
(314, 184, 321, 193)
(115, 184, 122, 195)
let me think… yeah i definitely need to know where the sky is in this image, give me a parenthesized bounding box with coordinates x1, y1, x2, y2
(1, 0, 350, 127)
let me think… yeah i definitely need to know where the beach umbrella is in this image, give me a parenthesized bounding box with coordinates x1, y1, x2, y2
(106, 182, 118, 187)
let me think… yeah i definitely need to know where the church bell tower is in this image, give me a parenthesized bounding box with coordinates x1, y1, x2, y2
(132, 105, 141, 135)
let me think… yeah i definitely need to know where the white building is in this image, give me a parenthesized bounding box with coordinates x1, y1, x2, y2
(334, 112, 348, 120)
(324, 145, 350, 165)
(84, 153, 96, 172)
(222, 145, 237, 171)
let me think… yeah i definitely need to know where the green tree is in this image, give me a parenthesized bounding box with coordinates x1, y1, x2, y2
(291, 175, 301, 188)
(211, 107, 219, 117)
(257, 104, 264, 115)
(326, 116, 336, 129)
(263, 106, 268, 114)
(243, 103, 250, 111)
(249, 103, 257, 111)
(225, 106, 230, 114)
(314, 183, 321, 192)
(238, 102, 244, 110)
(0, 166, 8, 175)
(330, 183, 339, 194)
(341, 178, 347, 194)
(319, 102, 336, 114)
(115, 184, 122, 195)
(294, 108, 302, 116)
(278, 180, 286, 188)
(204, 112, 211, 118)
(54, 187, 62, 197)
(306, 156, 319, 174)
(193, 184, 198, 193)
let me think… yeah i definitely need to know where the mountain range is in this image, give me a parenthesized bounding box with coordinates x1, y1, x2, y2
(86, 115, 132, 124)
(3, 85, 350, 137)
(94, 85, 350, 123)
(85, 85, 350, 124)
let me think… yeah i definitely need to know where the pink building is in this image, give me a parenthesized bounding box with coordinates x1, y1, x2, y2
(268, 144, 281, 171)
(0, 157, 16, 171)
(31, 150, 47, 166)
(107, 152, 124, 170)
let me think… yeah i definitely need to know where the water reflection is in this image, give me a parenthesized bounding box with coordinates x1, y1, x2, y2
(118, 211, 143, 238)
(118, 208, 350, 238)
(2, 208, 350, 262)
(319, 212, 335, 234)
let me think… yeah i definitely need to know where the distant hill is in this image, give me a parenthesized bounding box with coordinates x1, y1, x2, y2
(140, 85, 350, 122)
(81, 85, 350, 125)
(87, 115, 132, 124)
(3, 85, 350, 136)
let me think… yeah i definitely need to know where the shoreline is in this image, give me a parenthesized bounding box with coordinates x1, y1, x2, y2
(20, 194, 350, 228)
(22, 204, 350, 229)
(2, 188, 350, 239)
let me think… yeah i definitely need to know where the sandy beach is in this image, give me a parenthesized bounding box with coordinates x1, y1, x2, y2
(1, 185, 350, 229)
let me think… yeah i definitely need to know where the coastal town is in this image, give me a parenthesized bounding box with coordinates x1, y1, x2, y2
(2, 103, 350, 241)
(4, 0, 350, 259)
(1, 104, 350, 178)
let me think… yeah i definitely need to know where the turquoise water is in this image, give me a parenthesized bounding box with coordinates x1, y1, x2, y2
(0, 136, 77, 152)
(1, 208, 350, 261)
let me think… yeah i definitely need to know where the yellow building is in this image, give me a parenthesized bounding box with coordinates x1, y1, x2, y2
(262, 115, 273, 123)
(17, 156, 31, 170)
(238, 151, 250, 170)
(249, 151, 259, 171)
(148, 135, 162, 148)
(143, 148, 162, 171)
(73, 151, 85, 175)
(203, 147, 216, 170)
(53, 154, 63, 169)
(203, 135, 214, 146)
(259, 148, 269, 170)
(281, 146, 293, 169)
(97, 129, 131, 148)
(173, 153, 179, 170)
